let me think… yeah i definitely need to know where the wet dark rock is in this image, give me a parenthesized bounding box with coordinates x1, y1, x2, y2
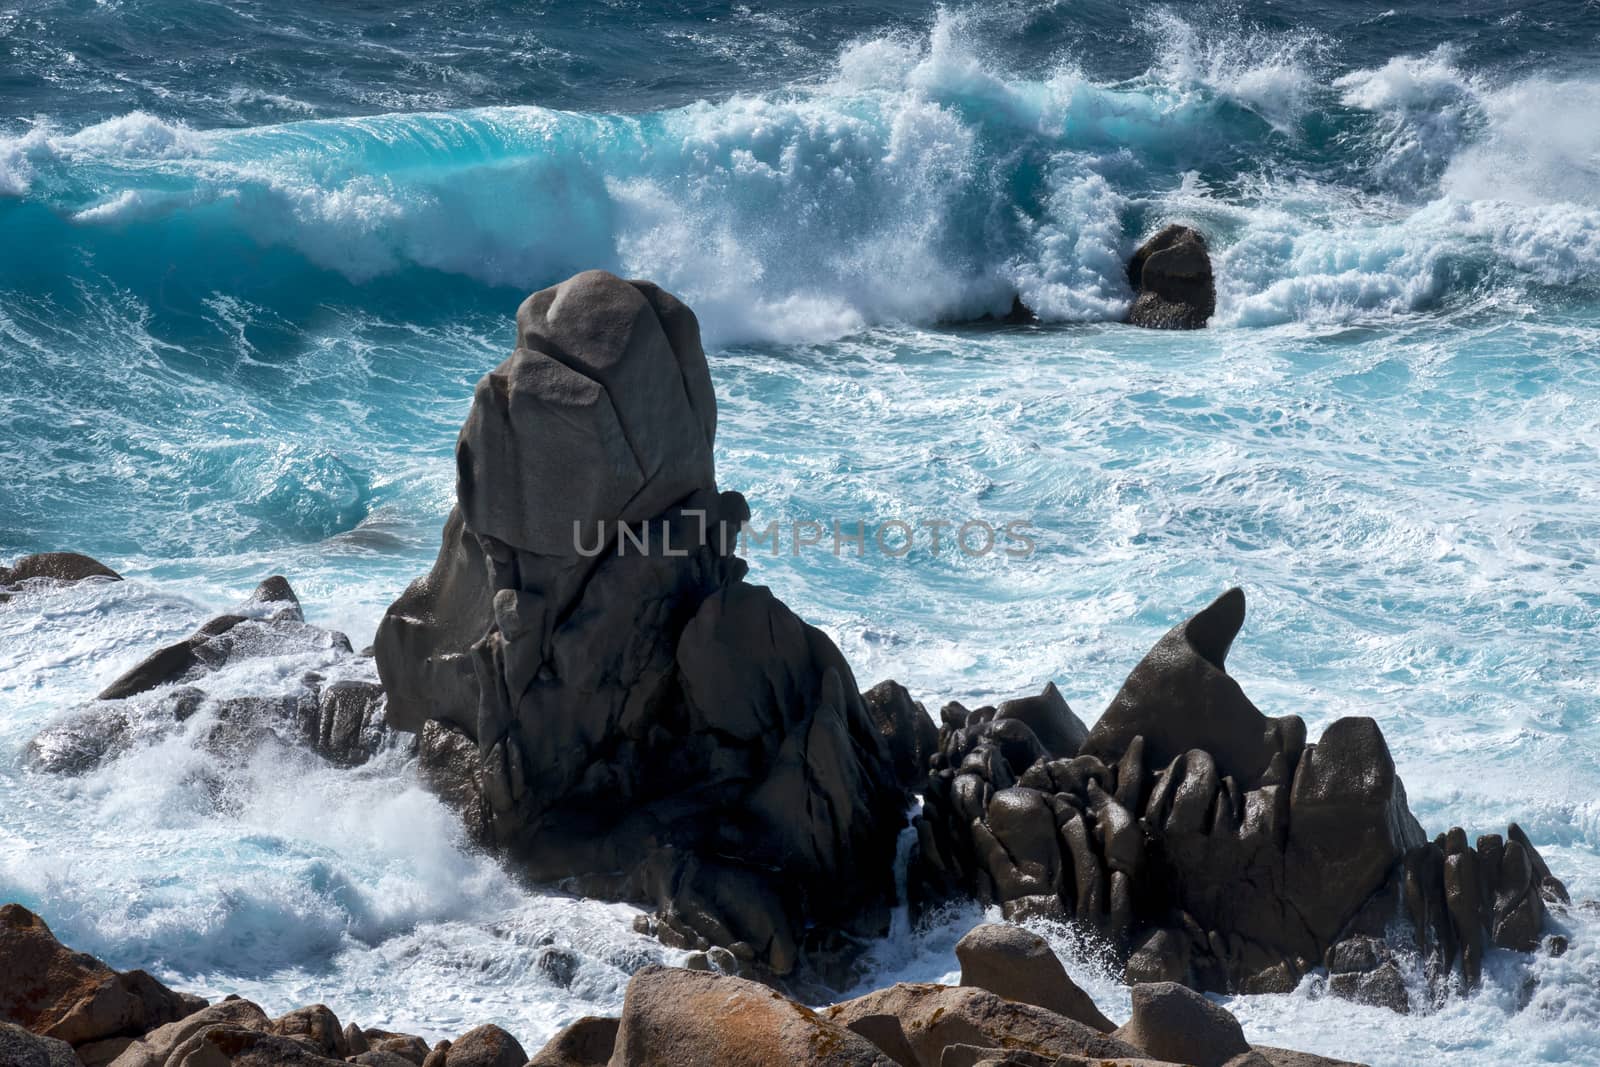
(373, 271, 910, 979)
(0, 552, 122, 604)
(910, 587, 1568, 1008)
(1126, 224, 1216, 329)
(863, 680, 940, 793)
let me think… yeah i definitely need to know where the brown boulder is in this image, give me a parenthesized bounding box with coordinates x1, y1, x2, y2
(0, 904, 205, 1048)
(953, 924, 1113, 1032)
(441, 1024, 524, 1067)
(525, 1016, 616, 1066)
(609, 966, 894, 1066)
(826, 983, 1142, 1067)
(1112, 982, 1250, 1067)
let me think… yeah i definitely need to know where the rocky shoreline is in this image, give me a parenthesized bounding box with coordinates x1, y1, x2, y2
(1, 268, 1582, 1065)
(3, 900, 1366, 1067)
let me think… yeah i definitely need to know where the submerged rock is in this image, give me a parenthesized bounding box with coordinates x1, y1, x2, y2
(1126, 224, 1216, 329)
(374, 270, 915, 980)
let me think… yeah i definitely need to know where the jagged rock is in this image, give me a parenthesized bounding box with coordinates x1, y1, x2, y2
(299, 680, 386, 766)
(910, 588, 1567, 1007)
(1328, 962, 1409, 1014)
(609, 966, 894, 1066)
(439, 1024, 525, 1067)
(0, 904, 205, 1050)
(1284, 717, 1426, 949)
(1113, 982, 1250, 1067)
(826, 983, 1142, 1067)
(0, 1022, 81, 1067)
(993, 683, 1086, 760)
(864, 680, 940, 793)
(373, 271, 909, 977)
(1083, 589, 1302, 788)
(1125, 224, 1216, 329)
(954, 924, 1114, 1032)
(525, 1016, 617, 1066)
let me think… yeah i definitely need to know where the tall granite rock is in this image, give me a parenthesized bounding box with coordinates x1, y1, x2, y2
(910, 588, 1569, 1003)
(375, 271, 915, 980)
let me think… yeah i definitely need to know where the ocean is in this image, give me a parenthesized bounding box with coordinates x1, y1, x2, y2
(2, 2, 1598, 1063)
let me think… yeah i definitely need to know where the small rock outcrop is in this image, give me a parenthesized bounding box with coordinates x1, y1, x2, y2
(1126, 224, 1216, 329)
(954, 923, 1113, 1032)
(1112, 982, 1251, 1067)
(374, 270, 916, 980)
(0, 551, 121, 603)
(909, 588, 1570, 1002)
(26, 577, 388, 776)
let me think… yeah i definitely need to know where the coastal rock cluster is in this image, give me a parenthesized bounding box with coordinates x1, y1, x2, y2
(372, 270, 920, 982)
(23, 572, 386, 776)
(907, 588, 1570, 1007)
(8, 269, 1577, 1038)
(0, 907, 1363, 1067)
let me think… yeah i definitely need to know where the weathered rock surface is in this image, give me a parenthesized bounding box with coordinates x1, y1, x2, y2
(373, 270, 915, 979)
(826, 982, 1144, 1067)
(0, 1021, 82, 1067)
(0, 904, 205, 1052)
(609, 966, 895, 1066)
(1112, 982, 1250, 1067)
(26, 577, 389, 777)
(910, 588, 1569, 1002)
(1125, 224, 1216, 329)
(954, 924, 1113, 1033)
(525, 1016, 617, 1066)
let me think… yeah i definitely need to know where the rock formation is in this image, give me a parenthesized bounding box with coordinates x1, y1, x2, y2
(0, 552, 121, 604)
(1126, 224, 1216, 329)
(908, 588, 1571, 1005)
(373, 270, 917, 981)
(0, 910, 1371, 1067)
(26, 577, 388, 777)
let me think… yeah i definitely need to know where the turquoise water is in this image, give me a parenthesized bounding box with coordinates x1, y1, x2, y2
(3, 3, 1599, 1063)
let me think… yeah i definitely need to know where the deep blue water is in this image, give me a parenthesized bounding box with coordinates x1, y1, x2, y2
(3, 3, 1599, 1064)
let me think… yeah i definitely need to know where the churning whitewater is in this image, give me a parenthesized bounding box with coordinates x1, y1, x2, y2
(2, 3, 1598, 1066)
